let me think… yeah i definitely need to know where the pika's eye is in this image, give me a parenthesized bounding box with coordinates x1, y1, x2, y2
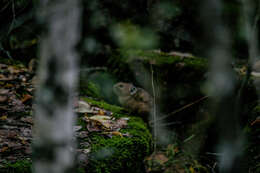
(119, 84, 124, 88)
(130, 86, 137, 95)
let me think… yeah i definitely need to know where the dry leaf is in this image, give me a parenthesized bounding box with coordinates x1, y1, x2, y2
(0, 95, 8, 103)
(18, 136, 28, 145)
(251, 116, 260, 126)
(28, 59, 37, 73)
(103, 131, 123, 138)
(189, 167, 195, 173)
(75, 100, 94, 113)
(73, 126, 82, 132)
(0, 115, 7, 121)
(0, 147, 9, 152)
(21, 94, 32, 103)
(89, 115, 113, 129)
(21, 117, 33, 124)
(154, 153, 169, 165)
(98, 110, 105, 115)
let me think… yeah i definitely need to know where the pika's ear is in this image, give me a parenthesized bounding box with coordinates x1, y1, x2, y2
(129, 86, 137, 95)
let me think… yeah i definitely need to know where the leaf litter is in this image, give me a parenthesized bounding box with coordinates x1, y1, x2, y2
(0, 60, 131, 166)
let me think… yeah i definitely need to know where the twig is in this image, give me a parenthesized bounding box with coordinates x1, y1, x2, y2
(206, 152, 223, 156)
(150, 63, 157, 151)
(150, 121, 181, 127)
(7, 0, 16, 35)
(150, 95, 208, 124)
(0, 1, 11, 12)
(183, 134, 195, 143)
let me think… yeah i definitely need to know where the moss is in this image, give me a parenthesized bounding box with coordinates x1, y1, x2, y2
(77, 114, 88, 130)
(77, 97, 152, 172)
(252, 105, 260, 114)
(119, 49, 207, 69)
(80, 81, 103, 99)
(87, 117, 152, 173)
(0, 160, 32, 173)
(76, 167, 86, 173)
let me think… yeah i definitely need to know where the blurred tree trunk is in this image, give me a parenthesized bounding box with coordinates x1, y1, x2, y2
(200, 0, 243, 173)
(33, 0, 81, 173)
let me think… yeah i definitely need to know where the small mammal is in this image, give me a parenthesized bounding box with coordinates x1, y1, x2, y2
(113, 82, 153, 115)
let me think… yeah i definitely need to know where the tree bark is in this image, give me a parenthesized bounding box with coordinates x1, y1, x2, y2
(33, 0, 81, 173)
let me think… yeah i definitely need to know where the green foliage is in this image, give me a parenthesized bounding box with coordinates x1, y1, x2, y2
(0, 57, 24, 66)
(111, 22, 158, 49)
(76, 167, 86, 173)
(80, 81, 102, 99)
(0, 160, 32, 173)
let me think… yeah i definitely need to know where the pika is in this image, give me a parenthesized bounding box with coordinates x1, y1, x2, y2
(113, 82, 153, 115)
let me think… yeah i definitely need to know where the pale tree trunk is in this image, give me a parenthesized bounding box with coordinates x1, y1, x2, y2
(33, 0, 81, 173)
(200, 0, 243, 173)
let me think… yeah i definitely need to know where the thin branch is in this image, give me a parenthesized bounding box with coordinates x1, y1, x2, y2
(7, 0, 16, 35)
(150, 63, 157, 151)
(150, 95, 208, 124)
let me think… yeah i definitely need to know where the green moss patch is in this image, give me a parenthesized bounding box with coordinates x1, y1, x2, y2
(87, 117, 152, 173)
(81, 97, 128, 118)
(0, 160, 32, 173)
(76, 97, 152, 173)
(80, 81, 103, 99)
(124, 49, 207, 68)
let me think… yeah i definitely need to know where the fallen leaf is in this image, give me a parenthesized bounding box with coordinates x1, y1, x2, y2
(155, 153, 169, 165)
(75, 131, 88, 138)
(0, 115, 7, 121)
(0, 95, 8, 103)
(98, 110, 105, 115)
(21, 117, 33, 124)
(18, 136, 28, 145)
(25, 147, 32, 154)
(21, 94, 33, 103)
(75, 101, 94, 113)
(4, 83, 14, 88)
(21, 127, 32, 137)
(103, 131, 123, 138)
(82, 149, 91, 154)
(0, 74, 13, 81)
(7, 131, 18, 139)
(89, 115, 113, 129)
(8, 66, 21, 74)
(0, 89, 9, 94)
(8, 95, 25, 112)
(189, 166, 195, 173)
(73, 126, 82, 132)
(0, 147, 9, 152)
(28, 59, 37, 73)
(251, 116, 260, 126)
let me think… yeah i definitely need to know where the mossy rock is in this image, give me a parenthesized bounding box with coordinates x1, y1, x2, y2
(107, 49, 208, 116)
(86, 117, 152, 173)
(78, 97, 153, 173)
(108, 49, 207, 81)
